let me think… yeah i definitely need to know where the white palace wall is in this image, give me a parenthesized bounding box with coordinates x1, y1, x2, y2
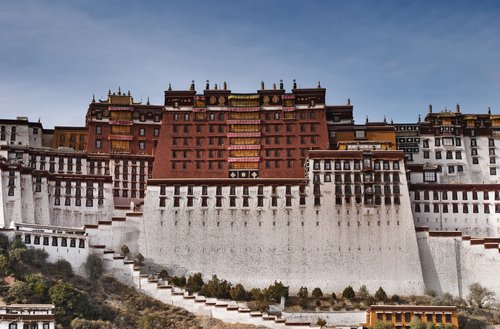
(139, 155, 426, 295)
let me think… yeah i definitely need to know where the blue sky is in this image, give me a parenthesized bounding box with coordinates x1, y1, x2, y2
(0, 0, 499, 128)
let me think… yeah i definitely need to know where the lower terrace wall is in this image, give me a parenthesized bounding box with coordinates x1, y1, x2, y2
(417, 231, 500, 298)
(139, 184, 426, 295)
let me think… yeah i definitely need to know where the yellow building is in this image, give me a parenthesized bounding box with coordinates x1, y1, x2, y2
(365, 305, 458, 329)
(51, 126, 87, 150)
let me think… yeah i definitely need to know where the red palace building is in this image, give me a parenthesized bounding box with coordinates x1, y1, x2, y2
(153, 80, 332, 179)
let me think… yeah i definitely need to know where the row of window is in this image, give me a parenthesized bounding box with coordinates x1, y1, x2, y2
(415, 190, 500, 201)
(171, 111, 317, 121)
(333, 184, 401, 195)
(414, 203, 500, 213)
(53, 197, 103, 207)
(95, 125, 160, 136)
(8, 322, 51, 329)
(95, 140, 153, 150)
(312, 160, 401, 171)
(314, 172, 401, 184)
(376, 312, 452, 323)
(94, 111, 161, 122)
(23, 234, 85, 248)
(162, 185, 301, 196)
(162, 195, 305, 208)
(113, 189, 145, 198)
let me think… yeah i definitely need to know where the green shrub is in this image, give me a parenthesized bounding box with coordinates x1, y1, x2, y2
(186, 273, 204, 293)
(71, 318, 114, 329)
(50, 259, 74, 279)
(375, 287, 387, 302)
(264, 281, 289, 302)
(170, 276, 186, 287)
(230, 283, 247, 301)
(342, 286, 355, 300)
(84, 254, 104, 281)
(249, 288, 264, 301)
(312, 287, 323, 299)
(120, 245, 130, 256)
(200, 275, 231, 299)
(49, 281, 92, 326)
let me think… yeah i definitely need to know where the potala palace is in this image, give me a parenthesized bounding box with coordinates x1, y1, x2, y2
(0, 82, 498, 305)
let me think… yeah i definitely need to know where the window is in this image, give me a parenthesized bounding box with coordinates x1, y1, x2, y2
(96, 126, 102, 134)
(423, 140, 429, 148)
(448, 166, 455, 173)
(446, 151, 453, 159)
(490, 167, 497, 175)
(139, 141, 146, 150)
(424, 171, 436, 182)
(489, 139, 495, 147)
(95, 139, 102, 149)
(435, 138, 441, 146)
(435, 151, 442, 159)
(472, 157, 479, 164)
(355, 130, 366, 138)
(423, 151, 430, 159)
(455, 151, 462, 159)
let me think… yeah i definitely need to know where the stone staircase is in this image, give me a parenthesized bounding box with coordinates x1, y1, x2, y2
(85, 214, 312, 329)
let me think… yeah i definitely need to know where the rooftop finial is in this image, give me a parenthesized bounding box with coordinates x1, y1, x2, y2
(279, 79, 284, 89)
(456, 103, 460, 113)
(292, 79, 297, 89)
(488, 106, 491, 114)
(92, 94, 96, 103)
(260, 81, 265, 90)
(391, 118, 394, 125)
(215, 83, 218, 90)
(317, 81, 321, 88)
(384, 116, 387, 123)
(429, 104, 433, 113)
(223, 81, 227, 90)
(206, 80, 209, 90)
(347, 98, 351, 105)
(118, 87, 122, 96)
(168, 83, 172, 91)
(273, 83, 276, 90)
(147, 97, 150, 105)
(366, 116, 369, 123)
(108, 89, 112, 96)
(418, 114, 421, 122)
(128, 90, 131, 96)
(190, 80, 195, 91)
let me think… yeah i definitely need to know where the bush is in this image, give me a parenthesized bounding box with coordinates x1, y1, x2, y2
(317, 317, 327, 328)
(330, 292, 337, 302)
(200, 275, 231, 299)
(357, 285, 370, 300)
(85, 254, 104, 281)
(468, 282, 495, 309)
(120, 245, 130, 256)
(158, 270, 168, 279)
(186, 273, 204, 293)
(170, 276, 186, 287)
(297, 286, 308, 307)
(315, 299, 322, 307)
(5, 281, 33, 304)
(264, 281, 289, 303)
(229, 283, 247, 301)
(375, 287, 387, 302)
(373, 320, 392, 329)
(249, 288, 264, 301)
(391, 294, 401, 303)
(342, 286, 355, 300)
(50, 259, 74, 279)
(312, 287, 323, 299)
(135, 253, 145, 265)
(25, 273, 51, 303)
(71, 318, 114, 329)
(22, 248, 48, 268)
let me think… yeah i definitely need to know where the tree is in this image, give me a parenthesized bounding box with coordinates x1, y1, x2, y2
(426, 323, 437, 329)
(49, 282, 91, 326)
(342, 286, 355, 300)
(312, 287, 324, 299)
(186, 273, 204, 292)
(230, 283, 247, 301)
(391, 294, 401, 303)
(375, 287, 387, 302)
(200, 275, 231, 299)
(297, 286, 308, 307)
(170, 276, 186, 287)
(357, 285, 370, 300)
(265, 281, 289, 303)
(468, 283, 495, 308)
(84, 254, 103, 281)
(25, 273, 51, 303)
(5, 281, 33, 304)
(316, 317, 327, 328)
(330, 292, 337, 302)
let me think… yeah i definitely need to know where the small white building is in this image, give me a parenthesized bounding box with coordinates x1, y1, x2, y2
(0, 304, 55, 329)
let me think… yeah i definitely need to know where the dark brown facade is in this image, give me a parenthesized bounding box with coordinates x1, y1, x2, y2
(152, 82, 330, 179)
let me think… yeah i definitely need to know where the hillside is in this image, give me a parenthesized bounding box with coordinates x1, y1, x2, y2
(0, 234, 265, 329)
